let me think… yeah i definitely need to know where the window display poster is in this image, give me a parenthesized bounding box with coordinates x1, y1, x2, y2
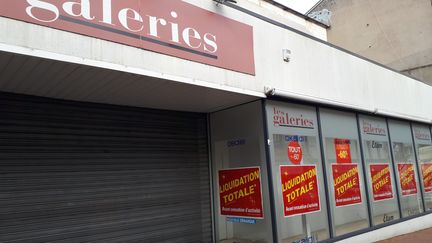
(218, 167, 264, 218)
(397, 163, 418, 196)
(421, 163, 432, 193)
(280, 165, 320, 217)
(334, 138, 352, 164)
(332, 164, 362, 207)
(369, 164, 394, 201)
(287, 140, 303, 165)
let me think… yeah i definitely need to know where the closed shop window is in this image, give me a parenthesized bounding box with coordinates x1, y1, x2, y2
(358, 115, 400, 225)
(412, 124, 432, 210)
(388, 120, 423, 217)
(210, 101, 273, 243)
(266, 101, 330, 243)
(319, 109, 369, 236)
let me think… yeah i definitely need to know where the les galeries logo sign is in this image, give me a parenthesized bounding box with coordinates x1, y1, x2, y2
(414, 128, 431, 141)
(362, 120, 386, 136)
(1, 0, 255, 75)
(272, 107, 314, 129)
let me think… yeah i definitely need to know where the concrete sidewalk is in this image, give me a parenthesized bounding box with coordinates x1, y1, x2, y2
(377, 227, 432, 242)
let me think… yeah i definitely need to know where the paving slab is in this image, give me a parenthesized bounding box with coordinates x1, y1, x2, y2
(377, 228, 432, 242)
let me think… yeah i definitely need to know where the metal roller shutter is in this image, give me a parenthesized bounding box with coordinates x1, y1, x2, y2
(0, 92, 212, 243)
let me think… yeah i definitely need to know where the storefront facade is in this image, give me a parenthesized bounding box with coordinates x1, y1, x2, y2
(210, 99, 432, 243)
(1, 1, 432, 243)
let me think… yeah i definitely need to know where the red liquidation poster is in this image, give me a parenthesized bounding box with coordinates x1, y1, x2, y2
(332, 164, 362, 207)
(421, 163, 432, 193)
(334, 139, 352, 164)
(397, 163, 418, 196)
(280, 165, 320, 217)
(218, 167, 263, 218)
(287, 141, 303, 165)
(369, 164, 394, 201)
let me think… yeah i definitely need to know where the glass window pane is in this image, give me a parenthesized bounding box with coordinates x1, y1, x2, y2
(388, 120, 423, 217)
(359, 115, 400, 226)
(412, 124, 432, 211)
(266, 101, 330, 243)
(210, 101, 273, 243)
(319, 108, 369, 236)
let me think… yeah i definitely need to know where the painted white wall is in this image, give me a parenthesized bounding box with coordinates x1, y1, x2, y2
(242, 0, 328, 40)
(0, 0, 430, 122)
(272, 0, 321, 14)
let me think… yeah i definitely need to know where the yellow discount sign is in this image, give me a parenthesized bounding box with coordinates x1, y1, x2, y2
(218, 167, 263, 218)
(332, 164, 362, 207)
(421, 163, 432, 193)
(280, 165, 320, 217)
(370, 164, 394, 201)
(397, 163, 418, 196)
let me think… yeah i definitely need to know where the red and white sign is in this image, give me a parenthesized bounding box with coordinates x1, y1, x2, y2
(369, 164, 394, 201)
(280, 165, 320, 217)
(218, 167, 263, 218)
(1, 0, 255, 75)
(397, 163, 418, 196)
(332, 164, 362, 207)
(421, 163, 432, 193)
(334, 139, 352, 164)
(287, 141, 303, 165)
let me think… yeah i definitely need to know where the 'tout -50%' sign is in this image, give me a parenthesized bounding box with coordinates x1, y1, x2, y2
(1, 0, 255, 75)
(287, 141, 303, 165)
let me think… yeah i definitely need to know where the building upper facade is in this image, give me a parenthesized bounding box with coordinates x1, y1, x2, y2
(311, 0, 432, 85)
(0, 0, 431, 123)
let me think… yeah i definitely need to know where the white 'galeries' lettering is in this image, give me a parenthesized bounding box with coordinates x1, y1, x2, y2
(25, 0, 218, 53)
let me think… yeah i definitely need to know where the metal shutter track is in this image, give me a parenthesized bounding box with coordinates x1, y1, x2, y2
(0, 92, 212, 243)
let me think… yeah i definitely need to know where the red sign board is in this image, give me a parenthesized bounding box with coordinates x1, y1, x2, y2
(334, 139, 352, 164)
(1, 0, 255, 75)
(397, 163, 418, 196)
(287, 141, 303, 165)
(332, 164, 362, 207)
(218, 167, 263, 218)
(280, 165, 320, 217)
(421, 163, 432, 193)
(369, 164, 394, 201)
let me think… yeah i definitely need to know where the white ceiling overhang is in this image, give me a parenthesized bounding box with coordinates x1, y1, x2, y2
(0, 44, 263, 113)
